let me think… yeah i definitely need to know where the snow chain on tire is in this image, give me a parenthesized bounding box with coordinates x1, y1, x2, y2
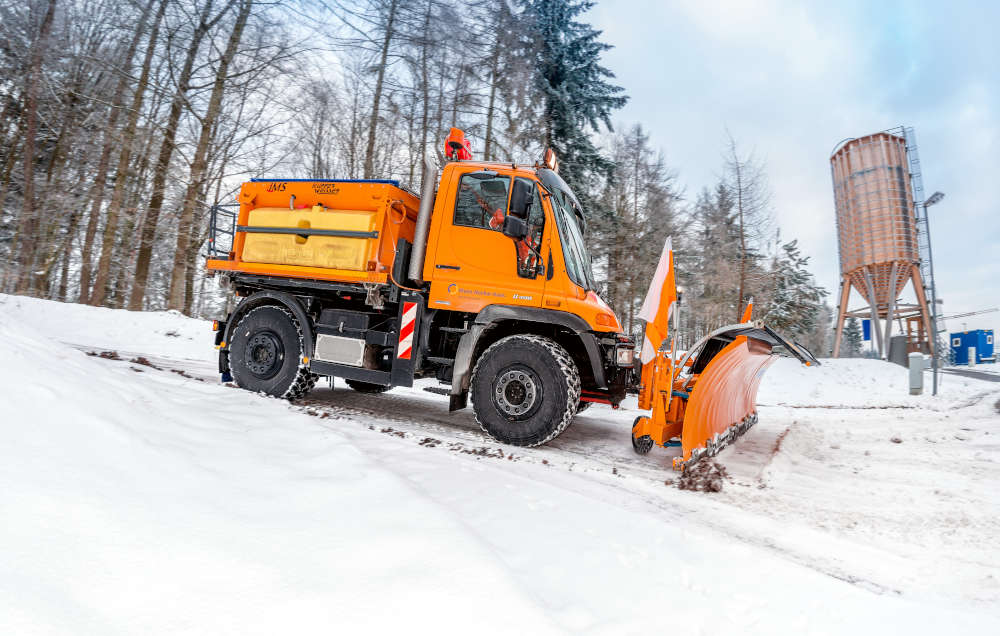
(234, 304, 317, 400)
(471, 334, 581, 447)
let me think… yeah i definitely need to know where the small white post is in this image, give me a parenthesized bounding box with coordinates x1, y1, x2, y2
(969, 347, 976, 367)
(908, 352, 924, 395)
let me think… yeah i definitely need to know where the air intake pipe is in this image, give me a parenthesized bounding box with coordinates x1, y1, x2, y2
(408, 152, 438, 283)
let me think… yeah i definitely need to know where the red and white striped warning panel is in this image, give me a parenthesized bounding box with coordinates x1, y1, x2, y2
(397, 301, 417, 359)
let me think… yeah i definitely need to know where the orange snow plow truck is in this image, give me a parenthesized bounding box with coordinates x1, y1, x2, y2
(206, 129, 817, 467)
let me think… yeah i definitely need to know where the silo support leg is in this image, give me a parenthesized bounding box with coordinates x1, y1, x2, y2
(910, 264, 935, 357)
(883, 263, 899, 360)
(863, 270, 884, 357)
(832, 282, 851, 357)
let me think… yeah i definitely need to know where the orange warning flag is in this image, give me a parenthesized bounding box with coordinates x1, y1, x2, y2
(638, 236, 676, 364)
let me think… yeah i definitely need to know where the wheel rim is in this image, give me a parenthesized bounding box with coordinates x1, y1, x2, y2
(244, 330, 284, 379)
(493, 365, 542, 419)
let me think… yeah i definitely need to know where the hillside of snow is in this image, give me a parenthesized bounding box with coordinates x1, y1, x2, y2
(1, 293, 998, 634)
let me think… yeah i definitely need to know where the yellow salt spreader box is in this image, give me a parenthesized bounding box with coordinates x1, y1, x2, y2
(207, 179, 420, 285)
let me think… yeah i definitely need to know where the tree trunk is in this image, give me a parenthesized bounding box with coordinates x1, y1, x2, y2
(0, 88, 23, 165)
(127, 0, 225, 311)
(449, 64, 464, 128)
(35, 55, 96, 297)
(90, 0, 170, 306)
(347, 88, 360, 178)
(735, 162, 746, 323)
(0, 114, 25, 223)
(183, 229, 204, 315)
(13, 0, 58, 294)
(79, 0, 158, 303)
(405, 91, 416, 185)
(362, 0, 398, 178)
(483, 43, 500, 161)
(111, 125, 158, 307)
(419, 1, 430, 169)
(57, 243, 70, 301)
(434, 56, 445, 146)
(167, 0, 252, 311)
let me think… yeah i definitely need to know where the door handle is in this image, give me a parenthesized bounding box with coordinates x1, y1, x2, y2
(436, 264, 461, 271)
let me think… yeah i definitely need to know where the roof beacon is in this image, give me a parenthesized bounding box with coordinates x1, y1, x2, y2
(444, 128, 472, 161)
(543, 147, 559, 172)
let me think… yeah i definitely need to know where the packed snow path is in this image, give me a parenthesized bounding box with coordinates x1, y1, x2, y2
(2, 294, 998, 634)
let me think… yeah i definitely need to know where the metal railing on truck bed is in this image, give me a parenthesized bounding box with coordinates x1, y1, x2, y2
(206, 203, 238, 259)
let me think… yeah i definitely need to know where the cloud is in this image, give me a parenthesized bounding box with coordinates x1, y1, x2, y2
(590, 0, 1000, 330)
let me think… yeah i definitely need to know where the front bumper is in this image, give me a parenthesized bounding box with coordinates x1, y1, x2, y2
(591, 334, 636, 406)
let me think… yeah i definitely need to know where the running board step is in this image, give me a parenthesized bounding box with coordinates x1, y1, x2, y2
(426, 356, 455, 365)
(422, 386, 451, 396)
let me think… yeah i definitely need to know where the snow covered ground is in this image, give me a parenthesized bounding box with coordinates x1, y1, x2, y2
(1, 293, 998, 634)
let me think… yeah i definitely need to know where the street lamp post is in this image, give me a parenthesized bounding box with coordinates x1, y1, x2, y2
(923, 191, 944, 396)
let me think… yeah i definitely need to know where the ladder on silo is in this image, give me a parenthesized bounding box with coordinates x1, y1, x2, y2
(900, 126, 942, 391)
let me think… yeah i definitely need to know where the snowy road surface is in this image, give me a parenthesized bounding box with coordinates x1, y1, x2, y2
(2, 294, 998, 634)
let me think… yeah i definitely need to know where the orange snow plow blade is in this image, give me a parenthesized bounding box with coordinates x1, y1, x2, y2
(632, 323, 818, 470)
(681, 335, 774, 465)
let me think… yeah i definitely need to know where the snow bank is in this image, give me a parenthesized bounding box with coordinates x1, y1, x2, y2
(0, 298, 559, 634)
(760, 355, 991, 408)
(0, 294, 212, 361)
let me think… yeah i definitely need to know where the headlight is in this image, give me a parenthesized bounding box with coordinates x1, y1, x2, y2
(615, 345, 634, 367)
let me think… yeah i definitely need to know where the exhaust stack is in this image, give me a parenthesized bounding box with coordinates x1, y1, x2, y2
(408, 152, 437, 283)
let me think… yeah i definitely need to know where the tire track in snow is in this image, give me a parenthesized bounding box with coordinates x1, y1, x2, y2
(72, 343, 989, 601)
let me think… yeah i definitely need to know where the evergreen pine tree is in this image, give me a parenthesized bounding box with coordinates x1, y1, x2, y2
(844, 317, 863, 358)
(519, 0, 627, 208)
(592, 124, 680, 334)
(686, 183, 743, 332)
(761, 240, 828, 338)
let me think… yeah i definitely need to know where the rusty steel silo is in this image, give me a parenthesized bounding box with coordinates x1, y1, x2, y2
(830, 128, 936, 360)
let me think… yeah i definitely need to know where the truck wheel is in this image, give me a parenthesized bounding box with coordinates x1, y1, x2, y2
(631, 417, 654, 455)
(345, 379, 391, 394)
(470, 335, 581, 447)
(229, 305, 317, 400)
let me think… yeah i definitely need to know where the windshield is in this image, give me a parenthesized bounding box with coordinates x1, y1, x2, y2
(537, 169, 597, 291)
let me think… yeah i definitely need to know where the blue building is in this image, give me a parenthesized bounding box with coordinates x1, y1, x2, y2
(950, 329, 995, 365)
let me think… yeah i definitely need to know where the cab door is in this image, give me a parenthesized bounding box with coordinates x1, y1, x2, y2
(428, 170, 549, 313)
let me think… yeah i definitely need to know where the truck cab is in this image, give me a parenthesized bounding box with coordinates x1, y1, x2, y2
(206, 131, 634, 447)
(427, 162, 618, 329)
(419, 158, 630, 405)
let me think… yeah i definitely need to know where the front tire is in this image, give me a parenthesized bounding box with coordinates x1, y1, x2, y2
(470, 335, 580, 447)
(229, 305, 316, 399)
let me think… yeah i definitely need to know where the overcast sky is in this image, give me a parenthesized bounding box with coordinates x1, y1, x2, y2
(588, 0, 999, 333)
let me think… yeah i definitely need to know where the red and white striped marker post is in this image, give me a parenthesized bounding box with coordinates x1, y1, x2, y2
(397, 301, 417, 359)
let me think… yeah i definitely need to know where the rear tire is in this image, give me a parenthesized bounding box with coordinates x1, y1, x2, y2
(345, 379, 391, 394)
(229, 305, 316, 399)
(471, 335, 580, 447)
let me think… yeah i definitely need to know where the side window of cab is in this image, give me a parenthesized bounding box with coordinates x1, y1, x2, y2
(450, 172, 545, 279)
(453, 173, 511, 230)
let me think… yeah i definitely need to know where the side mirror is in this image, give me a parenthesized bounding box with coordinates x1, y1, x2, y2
(508, 179, 535, 219)
(501, 214, 528, 240)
